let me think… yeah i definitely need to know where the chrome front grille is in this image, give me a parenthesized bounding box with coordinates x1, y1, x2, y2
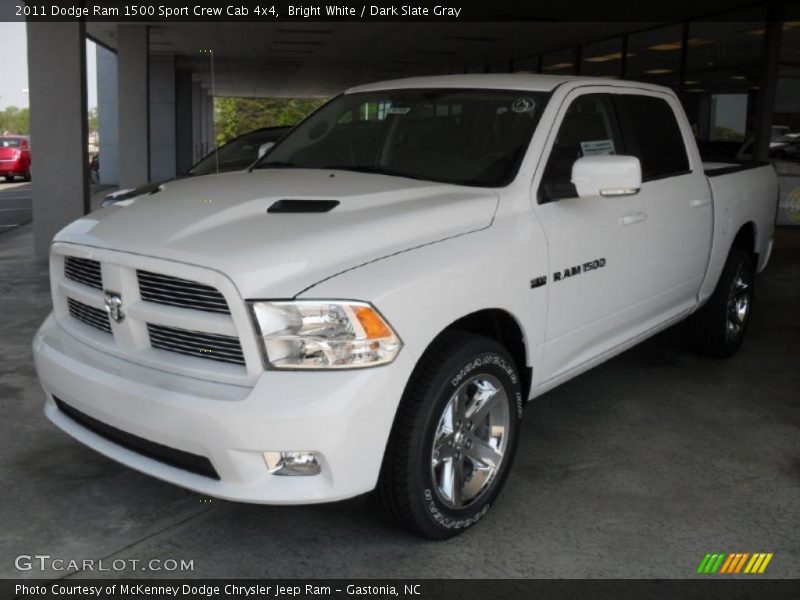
(147, 323, 245, 365)
(67, 298, 111, 334)
(55, 247, 255, 382)
(137, 270, 230, 314)
(64, 257, 102, 289)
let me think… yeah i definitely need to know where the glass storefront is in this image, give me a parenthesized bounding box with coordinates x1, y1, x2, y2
(508, 2, 799, 225)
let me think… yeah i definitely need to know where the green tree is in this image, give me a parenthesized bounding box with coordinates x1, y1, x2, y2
(88, 107, 98, 133)
(0, 106, 30, 135)
(214, 97, 326, 146)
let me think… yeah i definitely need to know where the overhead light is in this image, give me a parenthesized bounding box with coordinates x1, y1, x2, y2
(645, 68, 673, 74)
(584, 52, 622, 63)
(543, 62, 573, 70)
(684, 80, 700, 85)
(647, 38, 713, 51)
(747, 28, 765, 36)
(647, 41, 681, 51)
(685, 88, 706, 92)
(783, 21, 800, 30)
(731, 75, 748, 80)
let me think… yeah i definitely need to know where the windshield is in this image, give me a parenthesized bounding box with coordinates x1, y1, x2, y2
(190, 127, 288, 176)
(256, 89, 548, 187)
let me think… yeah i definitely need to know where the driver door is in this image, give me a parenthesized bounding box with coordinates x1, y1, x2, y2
(534, 90, 652, 383)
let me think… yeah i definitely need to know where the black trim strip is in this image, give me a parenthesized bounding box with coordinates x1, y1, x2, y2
(704, 161, 771, 178)
(54, 397, 220, 480)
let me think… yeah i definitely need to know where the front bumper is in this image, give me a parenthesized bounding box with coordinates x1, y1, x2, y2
(33, 313, 413, 504)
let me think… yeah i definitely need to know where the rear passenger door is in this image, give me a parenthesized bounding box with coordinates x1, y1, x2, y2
(534, 91, 653, 382)
(615, 93, 712, 318)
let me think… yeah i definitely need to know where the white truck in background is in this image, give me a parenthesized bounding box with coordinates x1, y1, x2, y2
(34, 75, 778, 538)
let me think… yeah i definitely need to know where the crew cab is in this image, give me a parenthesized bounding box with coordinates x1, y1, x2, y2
(33, 75, 778, 538)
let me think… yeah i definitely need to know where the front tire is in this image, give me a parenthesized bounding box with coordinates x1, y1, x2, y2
(378, 331, 523, 539)
(690, 248, 755, 358)
(4, 176, 13, 183)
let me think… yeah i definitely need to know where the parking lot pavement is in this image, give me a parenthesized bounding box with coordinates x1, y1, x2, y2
(1, 225, 798, 580)
(0, 181, 32, 231)
(0, 183, 117, 235)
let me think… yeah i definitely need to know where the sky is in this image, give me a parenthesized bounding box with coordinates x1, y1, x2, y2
(0, 22, 97, 110)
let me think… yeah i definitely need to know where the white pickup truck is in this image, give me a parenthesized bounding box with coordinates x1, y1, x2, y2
(34, 75, 778, 538)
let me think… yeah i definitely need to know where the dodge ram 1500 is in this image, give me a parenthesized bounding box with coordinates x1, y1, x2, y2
(34, 75, 778, 538)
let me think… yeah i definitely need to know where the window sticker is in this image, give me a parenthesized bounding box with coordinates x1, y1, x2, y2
(512, 97, 536, 113)
(387, 107, 411, 115)
(580, 139, 616, 156)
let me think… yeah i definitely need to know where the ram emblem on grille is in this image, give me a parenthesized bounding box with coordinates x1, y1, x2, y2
(103, 291, 125, 323)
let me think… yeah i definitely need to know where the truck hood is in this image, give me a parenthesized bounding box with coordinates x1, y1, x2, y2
(56, 169, 499, 298)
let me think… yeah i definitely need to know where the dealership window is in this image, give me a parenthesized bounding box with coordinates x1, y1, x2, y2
(626, 24, 684, 90)
(677, 8, 766, 161)
(773, 10, 800, 164)
(581, 37, 623, 78)
(539, 94, 623, 202)
(513, 55, 540, 73)
(542, 48, 577, 75)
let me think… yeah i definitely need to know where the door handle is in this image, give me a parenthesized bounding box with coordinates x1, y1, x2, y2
(618, 211, 647, 226)
(690, 198, 711, 208)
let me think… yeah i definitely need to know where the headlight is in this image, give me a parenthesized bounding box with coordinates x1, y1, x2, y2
(249, 300, 402, 369)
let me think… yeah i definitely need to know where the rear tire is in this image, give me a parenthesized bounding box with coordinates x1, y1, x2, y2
(689, 248, 755, 358)
(4, 176, 13, 183)
(23, 171, 31, 182)
(377, 331, 523, 539)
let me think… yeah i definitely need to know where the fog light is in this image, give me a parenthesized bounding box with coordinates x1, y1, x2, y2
(263, 451, 321, 476)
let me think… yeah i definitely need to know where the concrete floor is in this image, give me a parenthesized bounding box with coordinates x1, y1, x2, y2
(1, 224, 798, 580)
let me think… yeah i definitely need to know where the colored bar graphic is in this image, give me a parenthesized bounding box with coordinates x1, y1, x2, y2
(734, 553, 749, 573)
(697, 552, 774, 574)
(758, 553, 773, 573)
(697, 554, 712, 573)
(719, 554, 735, 573)
(710, 554, 725, 573)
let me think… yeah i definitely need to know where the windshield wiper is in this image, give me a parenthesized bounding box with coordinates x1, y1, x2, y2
(320, 165, 400, 176)
(254, 161, 300, 170)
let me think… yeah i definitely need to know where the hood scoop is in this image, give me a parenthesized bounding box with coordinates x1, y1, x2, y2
(267, 199, 340, 214)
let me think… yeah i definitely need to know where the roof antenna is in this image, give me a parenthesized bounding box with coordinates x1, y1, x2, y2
(201, 48, 218, 175)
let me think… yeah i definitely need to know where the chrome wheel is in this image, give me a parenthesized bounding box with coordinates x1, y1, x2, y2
(430, 374, 510, 510)
(726, 265, 751, 342)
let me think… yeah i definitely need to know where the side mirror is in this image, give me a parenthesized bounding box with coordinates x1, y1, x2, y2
(571, 155, 641, 199)
(258, 142, 275, 159)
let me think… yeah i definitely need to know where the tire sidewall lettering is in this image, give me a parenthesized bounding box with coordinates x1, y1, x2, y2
(420, 351, 522, 531)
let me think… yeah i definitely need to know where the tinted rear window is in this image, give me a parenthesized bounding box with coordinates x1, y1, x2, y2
(0, 138, 22, 148)
(616, 95, 689, 180)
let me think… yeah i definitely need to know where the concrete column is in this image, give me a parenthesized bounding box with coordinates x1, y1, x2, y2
(752, 2, 784, 161)
(199, 88, 210, 159)
(149, 55, 176, 182)
(117, 25, 149, 187)
(175, 70, 194, 174)
(191, 81, 203, 162)
(206, 93, 216, 153)
(26, 22, 88, 261)
(96, 45, 119, 185)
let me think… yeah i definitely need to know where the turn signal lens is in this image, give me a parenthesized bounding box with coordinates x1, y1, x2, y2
(354, 305, 392, 339)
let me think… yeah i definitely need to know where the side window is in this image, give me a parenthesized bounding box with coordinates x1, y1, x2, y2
(616, 95, 690, 181)
(539, 94, 623, 202)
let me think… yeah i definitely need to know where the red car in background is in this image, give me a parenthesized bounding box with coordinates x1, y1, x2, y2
(0, 135, 32, 182)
